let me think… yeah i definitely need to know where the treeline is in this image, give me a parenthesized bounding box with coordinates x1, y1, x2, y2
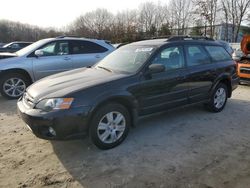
(68, 0, 250, 42)
(0, 0, 250, 43)
(0, 20, 63, 43)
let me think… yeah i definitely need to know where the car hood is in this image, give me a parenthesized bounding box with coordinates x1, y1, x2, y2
(0, 52, 17, 59)
(27, 67, 128, 101)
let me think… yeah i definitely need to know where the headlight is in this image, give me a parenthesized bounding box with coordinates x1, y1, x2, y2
(36, 98, 74, 111)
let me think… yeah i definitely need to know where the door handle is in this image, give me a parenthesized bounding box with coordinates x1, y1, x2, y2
(95, 55, 101, 58)
(63, 57, 71, 61)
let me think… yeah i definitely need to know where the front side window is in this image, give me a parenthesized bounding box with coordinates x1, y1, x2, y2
(151, 46, 184, 70)
(38, 41, 69, 56)
(40, 42, 56, 56)
(205, 46, 232, 62)
(96, 45, 155, 74)
(185, 45, 211, 66)
(71, 40, 108, 54)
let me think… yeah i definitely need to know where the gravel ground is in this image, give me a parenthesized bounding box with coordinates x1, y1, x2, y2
(0, 85, 250, 188)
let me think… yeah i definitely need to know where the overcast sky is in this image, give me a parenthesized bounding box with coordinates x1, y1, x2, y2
(0, 0, 166, 28)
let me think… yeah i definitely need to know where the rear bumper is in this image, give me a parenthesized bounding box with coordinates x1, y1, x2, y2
(232, 76, 240, 91)
(17, 98, 91, 140)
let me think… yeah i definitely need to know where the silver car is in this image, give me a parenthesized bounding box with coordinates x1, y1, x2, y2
(0, 36, 114, 99)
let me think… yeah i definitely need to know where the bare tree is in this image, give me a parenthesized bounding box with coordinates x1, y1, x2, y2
(71, 9, 114, 39)
(154, 3, 169, 34)
(169, 0, 192, 35)
(139, 2, 157, 34)
(193, 0, 218, 37)
(220, 0, 250, 42)
(113, 10, 139, 42)
(221, 0, 230, 41)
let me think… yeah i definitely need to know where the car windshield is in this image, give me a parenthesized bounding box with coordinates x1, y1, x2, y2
(96, 45, 155, 74)
(16, 39, 50, 56)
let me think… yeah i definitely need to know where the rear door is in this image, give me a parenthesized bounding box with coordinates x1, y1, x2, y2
(205, 45, 236, 81)
(32, 40, 72, 80)
(69, 40, 109, 69)
(184, 45, 218, 103)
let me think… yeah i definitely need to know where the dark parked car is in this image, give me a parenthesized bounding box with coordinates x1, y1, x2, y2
(18, 36, 239, 149)
(0, 42, 32, 53)
(216, 40, 234, 55)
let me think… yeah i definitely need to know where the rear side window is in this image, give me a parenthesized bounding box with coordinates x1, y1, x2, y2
(185, 45, 211, 66)
(205, 46, 232, 62)
(19, 43, 31, 48)
(70, 40, 108, 54)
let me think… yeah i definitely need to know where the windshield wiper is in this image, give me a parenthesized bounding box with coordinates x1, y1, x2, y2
(96, 66, 113, 72)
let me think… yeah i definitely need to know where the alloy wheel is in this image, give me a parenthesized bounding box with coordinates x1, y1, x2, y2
(3, 78, 26, 98)
(214, 87, 226, 109)
(97, 111, 126, 144)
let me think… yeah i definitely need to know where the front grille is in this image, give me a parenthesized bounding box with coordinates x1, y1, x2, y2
(240, 67, 250, 74)
(23, 92, 35, 108)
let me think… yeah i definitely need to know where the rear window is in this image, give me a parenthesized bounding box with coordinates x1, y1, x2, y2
(205, 46, 232, 62)
(71, 40, 108, 54)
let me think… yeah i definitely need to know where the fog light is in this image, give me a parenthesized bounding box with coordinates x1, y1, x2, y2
(48, 127, 56, 136)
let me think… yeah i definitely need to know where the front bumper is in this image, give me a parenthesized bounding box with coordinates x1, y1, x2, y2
(237, 61, 250, 81)
(17, 98, 91, 140)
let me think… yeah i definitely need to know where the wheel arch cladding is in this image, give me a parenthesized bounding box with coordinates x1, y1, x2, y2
(0, 68, 32, 84)
(89, 96, 138, 129)
(219, 78, 232, 98)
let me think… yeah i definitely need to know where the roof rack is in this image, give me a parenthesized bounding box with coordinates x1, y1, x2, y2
(167, 35, 214, 41)
(56, 35, 81, 38)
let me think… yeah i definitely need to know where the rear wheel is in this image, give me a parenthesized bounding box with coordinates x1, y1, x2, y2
(90, 103, 130, 149)
(206, 83, 228, 113)
(0, 73, 31, 99)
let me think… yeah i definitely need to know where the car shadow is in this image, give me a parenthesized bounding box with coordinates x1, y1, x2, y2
(51, 98, 250, 187)
(0, 95, 18, 116)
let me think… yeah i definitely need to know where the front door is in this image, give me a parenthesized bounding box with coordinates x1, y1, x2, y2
(136, 45, 189, 115)
(32, 41, 72, 80)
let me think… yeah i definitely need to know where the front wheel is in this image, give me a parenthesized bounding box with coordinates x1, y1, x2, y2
(0, 73, 30, 99)
(206, 83, 228, 113)
(89, 103, 130, 150)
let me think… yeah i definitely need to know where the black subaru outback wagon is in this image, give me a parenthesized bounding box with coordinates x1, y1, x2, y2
(18, 36, 239, 149)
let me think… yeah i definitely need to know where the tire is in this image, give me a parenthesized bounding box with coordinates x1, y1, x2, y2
(206, 83, 228, 113)
(0, 73, 31, 99)
(89, 103, 131, 150)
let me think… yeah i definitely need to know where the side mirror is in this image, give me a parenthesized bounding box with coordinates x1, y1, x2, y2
(148, 64, 165, 74)
(34, 50, 44, 57)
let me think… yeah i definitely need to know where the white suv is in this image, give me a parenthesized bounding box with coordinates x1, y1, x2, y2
(0, 36, 114, 99)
